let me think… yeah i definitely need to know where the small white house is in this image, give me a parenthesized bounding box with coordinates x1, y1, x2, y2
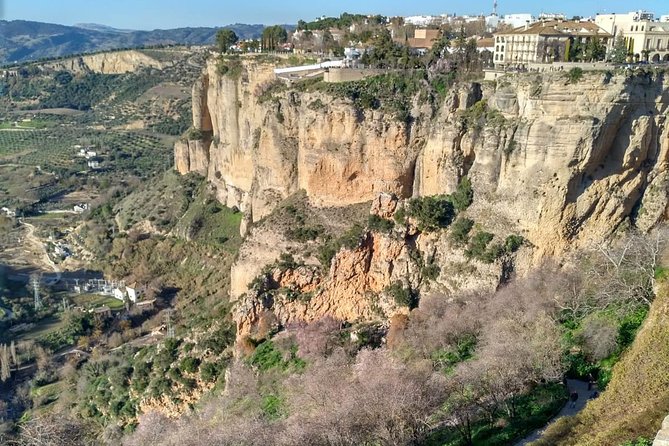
(87, 160, 100, 170)
(113, 288, 126, 302)
(1, 207, 16, 217)
(126, 285, 141, 303)
(73, 203, 89, 213)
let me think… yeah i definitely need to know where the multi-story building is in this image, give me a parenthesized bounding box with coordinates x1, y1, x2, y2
(596, 11, 669, 62)
(493, 20, 611, 68)
(502, 14, 534, 28)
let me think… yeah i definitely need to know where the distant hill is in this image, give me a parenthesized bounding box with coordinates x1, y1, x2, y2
(0, 20, 294, 65)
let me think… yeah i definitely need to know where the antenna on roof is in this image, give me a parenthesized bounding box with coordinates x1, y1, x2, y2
(493, 0, 498, 16)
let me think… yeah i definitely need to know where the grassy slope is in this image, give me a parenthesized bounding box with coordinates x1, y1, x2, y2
(536, 282, 669, 445)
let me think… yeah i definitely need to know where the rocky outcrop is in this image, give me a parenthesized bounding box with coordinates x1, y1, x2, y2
(655, 416, 669, 446)
(232, 198, 504, 340)
(175, 58, 425, 222)
(43, 49, 172, 74)
(176, 61, 668, 259)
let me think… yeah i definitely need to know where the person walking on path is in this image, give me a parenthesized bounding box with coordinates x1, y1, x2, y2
(570, 391, 579, 408)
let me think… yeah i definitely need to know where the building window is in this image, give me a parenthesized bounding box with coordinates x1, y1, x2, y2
(659, 39, 663, 50)
(495, 54, 499, 60)
(647, 38, 651, 49)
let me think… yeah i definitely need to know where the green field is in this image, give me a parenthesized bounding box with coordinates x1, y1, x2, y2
(0, 119, 55, 130)
(0, 127, 173, 174)
(71, 293, 125, 310)
(15, 315, 66, 342)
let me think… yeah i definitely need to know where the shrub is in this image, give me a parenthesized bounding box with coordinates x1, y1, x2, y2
(421, 263, 440, 281)
(451, 177, 473, 212)
(385, 282, 418, 309)
(567, 67, 584, 84)
(186, 127, 204, 141)
(450, 217, 474, 245)
(465, 231, 494, 260)
(367, 215, 394, 232)
(505, 234, 524, 253)
(249, 340, 284, 371)
(180, 356, 201, 374)
(200, 361, 222, 383)
(406, 195, 455, 232)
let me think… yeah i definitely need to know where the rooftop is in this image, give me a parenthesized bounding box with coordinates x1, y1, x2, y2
(498, 20, 611, 38)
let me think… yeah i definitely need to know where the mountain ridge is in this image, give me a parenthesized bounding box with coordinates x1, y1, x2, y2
(0, 19, 295, 65)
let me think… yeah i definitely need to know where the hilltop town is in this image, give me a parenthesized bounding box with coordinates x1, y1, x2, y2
(2, 4, 669, 446)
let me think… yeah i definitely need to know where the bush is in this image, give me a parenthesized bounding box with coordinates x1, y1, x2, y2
(451, 177, 473, 212)
(406, 195, 455, 232)
(465, 231, 494, 260)
(367, 215, 394, 232)
(180, 356, 201, 374)
(385, 282, 418, 309)
(567, 67, 584, 84)
(450, 217, 474, 245)
(200, 361, 222, 383)
(186, 128, 204, 141)
(505, 234, 524, 252)
(421, 263, 441, 281)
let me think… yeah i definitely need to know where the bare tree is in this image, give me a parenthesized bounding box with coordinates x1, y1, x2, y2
(10, 341, 18, 368)
(0, 344, 10, 382)
(15, 415, 96, 446)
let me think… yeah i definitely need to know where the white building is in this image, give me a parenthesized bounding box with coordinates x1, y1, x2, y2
(405, 15, 443, 26)
(503, 14, 534, 28)
(1, 207, 16, 218)
(595, 11, 669, 62)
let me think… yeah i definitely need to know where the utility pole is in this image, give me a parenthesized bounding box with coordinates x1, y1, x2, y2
(31, 275, 41, 311)
(165, 309, 175, 339)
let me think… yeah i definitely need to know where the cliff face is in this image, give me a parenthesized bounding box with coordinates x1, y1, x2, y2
(175, 59, 426, 222)
(176, 62, 669, 259)
(43, 49, 172, 74)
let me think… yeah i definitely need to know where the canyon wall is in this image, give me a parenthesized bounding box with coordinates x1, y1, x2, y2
(176, 59, 669, 336)
(176, 60, 669, 260)
(43, 49, 173, 74)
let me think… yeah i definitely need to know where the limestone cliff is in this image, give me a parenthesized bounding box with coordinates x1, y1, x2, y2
(231, 194, 506, 340)
(176, 61, 668, 260)
(175, 58, 425, 222)
(43, 49, 173, 74)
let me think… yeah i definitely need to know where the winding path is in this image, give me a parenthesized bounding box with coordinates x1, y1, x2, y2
(516, 379, 594, 445)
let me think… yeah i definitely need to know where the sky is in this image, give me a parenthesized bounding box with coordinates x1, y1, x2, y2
(2, 0, 669, 30)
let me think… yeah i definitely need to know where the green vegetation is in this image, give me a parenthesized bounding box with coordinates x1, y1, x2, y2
(216, 56, 244, 79)
(450, 217, 474, 245)
(427, 383, 568, 446)
(566, 67, 584, 84)
(317, 224, 366, 268)
(461, 99, 507, 131)
(385, 282, 418, 309)
(465, 232, 524, 263)
(539, 281, 669, 445)
(248, 340, 305, 372)
(216, 29, 239, 53)
(367, 214, 394, 232)
(406, 195, 456, 232)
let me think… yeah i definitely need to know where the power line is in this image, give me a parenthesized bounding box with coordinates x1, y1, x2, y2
(32, 275, 41, 311)
(165, 309, 175, 339)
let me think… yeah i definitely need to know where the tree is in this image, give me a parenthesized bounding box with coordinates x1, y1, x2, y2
(610, 34, 629, 63)
(584, 37, 606, 62)
(216, 29, 239, 53)
(261, 25, 288, 51)
(0, 345, 10, 382)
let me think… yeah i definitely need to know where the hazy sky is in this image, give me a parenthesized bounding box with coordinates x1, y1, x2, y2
(3, 0, 669, 30)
